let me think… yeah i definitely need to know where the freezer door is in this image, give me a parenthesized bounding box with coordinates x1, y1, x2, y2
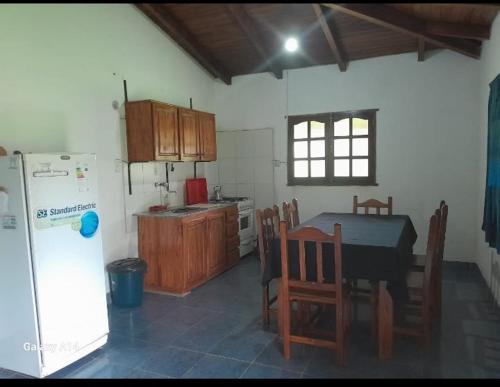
(23, 154, 108, 371)
(0, 155, 42, 377)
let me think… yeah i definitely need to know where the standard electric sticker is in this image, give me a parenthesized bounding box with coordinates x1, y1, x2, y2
(34, 203, 97, 235)
(2, 215, 16, 229)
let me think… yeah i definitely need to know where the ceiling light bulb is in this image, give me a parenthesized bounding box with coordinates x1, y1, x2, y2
(285, 37, 298, 52)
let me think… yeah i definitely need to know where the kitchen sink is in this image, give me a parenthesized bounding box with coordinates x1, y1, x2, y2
(170, 207, 204, 213)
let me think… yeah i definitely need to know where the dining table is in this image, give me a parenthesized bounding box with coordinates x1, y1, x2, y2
(261, 212, 418, 360)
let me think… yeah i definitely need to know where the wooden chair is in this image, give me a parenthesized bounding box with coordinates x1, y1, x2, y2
(411, 200, 448, 321)
(283, 198, 300, 229)
(256, 208, 280, 327)
(394, 209, 441, 348)
(351, 195, 393, 337)
(279, 220, 352, 366)
(353, 195, 393, 215)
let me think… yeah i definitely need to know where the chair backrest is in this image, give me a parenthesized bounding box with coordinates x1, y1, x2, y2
(256, 208, 278, 272)
(438, 201, 448, 263)
(283, 198, 300, 229)
(353, 195, 393, 215)
(422, 209, 441, 323)
(272, 204, 281, 236)
(279, 220, 343, 300)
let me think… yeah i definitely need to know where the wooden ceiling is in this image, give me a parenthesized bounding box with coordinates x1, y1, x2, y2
(136, 3, 499, 85)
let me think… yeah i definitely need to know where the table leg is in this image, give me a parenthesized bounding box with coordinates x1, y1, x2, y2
(378, 281, 393, 360)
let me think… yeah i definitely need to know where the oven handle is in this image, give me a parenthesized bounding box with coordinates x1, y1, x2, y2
(238, 208, 253, 217)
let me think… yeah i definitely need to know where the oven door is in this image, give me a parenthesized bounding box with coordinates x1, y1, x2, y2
(238, 208, 254, 241)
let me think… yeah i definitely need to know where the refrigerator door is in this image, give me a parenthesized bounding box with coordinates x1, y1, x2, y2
(23, 153, 108, 373)
(0, 155, 42, 377)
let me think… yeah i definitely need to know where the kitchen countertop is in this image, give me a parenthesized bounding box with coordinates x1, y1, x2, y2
(134, 202, 237, 218)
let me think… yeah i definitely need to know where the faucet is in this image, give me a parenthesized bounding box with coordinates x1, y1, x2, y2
(155, 181, 176, 193)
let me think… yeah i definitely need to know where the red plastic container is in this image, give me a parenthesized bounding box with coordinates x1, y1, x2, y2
(185, 178, 208, 205)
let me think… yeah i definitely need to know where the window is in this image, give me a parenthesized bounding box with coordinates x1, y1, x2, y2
(287, 109, 377, 186)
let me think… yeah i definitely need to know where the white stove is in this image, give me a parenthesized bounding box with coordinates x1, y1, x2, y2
(209, 197, 255, 257)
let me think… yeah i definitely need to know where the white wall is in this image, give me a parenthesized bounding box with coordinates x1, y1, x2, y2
(214, 50, 481, 260)
(0, 4, 215, 275)
(476, 16, 500, 301)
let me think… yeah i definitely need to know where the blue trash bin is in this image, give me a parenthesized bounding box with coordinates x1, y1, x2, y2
(107, 258, 147, 308)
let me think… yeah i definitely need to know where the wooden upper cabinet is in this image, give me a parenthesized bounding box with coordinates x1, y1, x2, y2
(179, 108, 200, 161)
(125, 100, 180, 162)
(153, 103, 179, 160)
(199, 112, 217, 161)
(125, 100, 217, 162)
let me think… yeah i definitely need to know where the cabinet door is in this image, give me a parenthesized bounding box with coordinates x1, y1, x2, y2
(183, 217, 207, 287)
(153, 103, 180, 161)
(153, 103, 180, 160)
(138, 217, 160, 287)
(206, 211, 226, 276)
(199, 112, 217, 161)
(179, 108, 200, 161)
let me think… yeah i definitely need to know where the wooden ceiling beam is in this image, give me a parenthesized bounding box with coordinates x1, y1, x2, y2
(225, 5, 283, 79)
(312, 4, 347, 72)
(425, 21, 490, 40)
(321, 3, 481, 59)
(136, 4, 233, 85)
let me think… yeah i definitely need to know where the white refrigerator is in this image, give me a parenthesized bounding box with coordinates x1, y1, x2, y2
(0, 153, 109, 378)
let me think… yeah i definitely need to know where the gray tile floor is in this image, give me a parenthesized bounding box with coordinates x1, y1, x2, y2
(2, 256, 500, 378)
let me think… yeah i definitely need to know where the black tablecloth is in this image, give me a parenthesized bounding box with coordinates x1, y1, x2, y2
(261, 213, 418, 304)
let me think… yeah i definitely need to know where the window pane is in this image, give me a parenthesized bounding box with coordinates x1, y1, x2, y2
(310, 121, 325, 138)
(294, 122, 308, 139)
(311, 160, 325, 177)
(352, 138, 368, 156)
(294, 160, 308, 177)
(352, 159, 369, 177)
(353, 118, 368, 136)
(334, 159, 349, 177)
(310, 140, 325, 158)
(294, 141, 308, 158)
(334, 139, 350, 157)
(334, 118, 349, 136)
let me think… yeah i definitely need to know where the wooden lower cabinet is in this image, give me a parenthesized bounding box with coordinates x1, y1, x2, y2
(206, 211, 226, 277)
(184, 216, 207, 288)
(138, 205, 239, 295)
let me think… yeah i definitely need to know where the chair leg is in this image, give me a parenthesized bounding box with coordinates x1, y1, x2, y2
(370, 281, 379, 340)
(435, 272, 442, 321)
(283, 297, 291, 360)
(423, 323, 432, 350)
(262, 286, 270, 327)
(351, 279, 359, 323)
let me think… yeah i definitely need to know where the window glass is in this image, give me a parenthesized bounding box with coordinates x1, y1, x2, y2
(352, 118, 369, 136)
(310, 140, 325, 158)
(334, 139, 350, 157)
(352, 159, 369, 177)
(294, 122, 308, 139)
(334, 118, 349, 136)
(311, 160, 325, 177)
(334, 159, 350, 177)
(294, 141, 308, 158)
(352, 138, 368, 156)
(310, 121, 325, 138)
(294, 160, 308, 177)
